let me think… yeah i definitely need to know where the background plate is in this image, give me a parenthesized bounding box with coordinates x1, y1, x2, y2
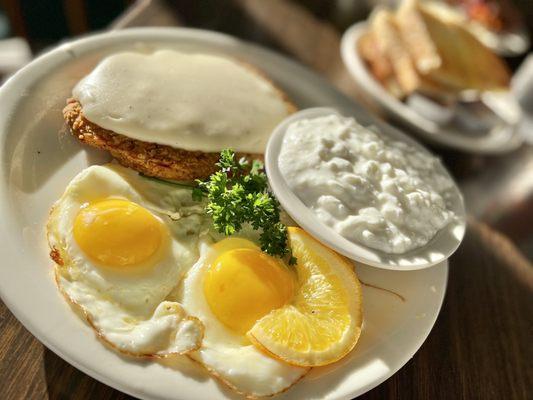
(0, 28, 448, 400)
(340, 22, 524, 154)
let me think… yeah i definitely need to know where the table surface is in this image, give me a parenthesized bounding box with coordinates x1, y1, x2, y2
(1, 0, 532, 399)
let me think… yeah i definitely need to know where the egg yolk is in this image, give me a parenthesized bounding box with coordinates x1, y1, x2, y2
(204, 246, 295, 335)
(73, 199, 163, 267)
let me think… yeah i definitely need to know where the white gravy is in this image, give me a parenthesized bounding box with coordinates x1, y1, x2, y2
(73, 50, 291, 153)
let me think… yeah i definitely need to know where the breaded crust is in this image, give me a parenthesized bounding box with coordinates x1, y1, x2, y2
(63, 98, 260, 181)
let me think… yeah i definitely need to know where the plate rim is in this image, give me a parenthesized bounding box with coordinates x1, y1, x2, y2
(0, 26, 449, 400)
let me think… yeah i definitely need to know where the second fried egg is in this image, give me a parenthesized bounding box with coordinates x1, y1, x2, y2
(182, 238, 308, 398)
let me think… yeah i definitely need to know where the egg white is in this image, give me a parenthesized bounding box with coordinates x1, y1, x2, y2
(182, 241, 309, 398)
(47, 164, 207, 356)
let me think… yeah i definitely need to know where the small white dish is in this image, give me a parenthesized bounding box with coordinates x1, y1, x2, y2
(340, 22, 524, 154)
(266, 107, 466, 271)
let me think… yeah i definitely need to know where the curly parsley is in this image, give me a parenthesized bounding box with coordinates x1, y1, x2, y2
(193, 149, 295, 264)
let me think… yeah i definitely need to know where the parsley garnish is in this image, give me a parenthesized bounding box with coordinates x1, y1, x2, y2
(193, 149, 295, 265)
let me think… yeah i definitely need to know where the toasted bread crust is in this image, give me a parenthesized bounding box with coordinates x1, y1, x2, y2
(63, 98, 262, 181)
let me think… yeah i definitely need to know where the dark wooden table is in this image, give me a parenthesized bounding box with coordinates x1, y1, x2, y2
(0, 1, 532, 399)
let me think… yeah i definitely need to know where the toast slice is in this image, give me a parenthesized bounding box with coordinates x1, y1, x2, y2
(396, 0, 510, 92)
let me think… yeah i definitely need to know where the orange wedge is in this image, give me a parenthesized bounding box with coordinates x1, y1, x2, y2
(248, 227, 363, 367)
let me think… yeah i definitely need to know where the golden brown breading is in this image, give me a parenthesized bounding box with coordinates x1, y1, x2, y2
(63, 98, 262, 181)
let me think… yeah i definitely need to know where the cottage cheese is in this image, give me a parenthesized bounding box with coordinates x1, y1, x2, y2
(278, 114, 455, 254)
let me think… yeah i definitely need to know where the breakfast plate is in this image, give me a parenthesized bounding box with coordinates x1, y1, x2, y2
(0, 28, 448, 399)
(340, 22, 524, 154)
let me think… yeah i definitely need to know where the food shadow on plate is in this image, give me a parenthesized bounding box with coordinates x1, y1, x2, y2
(277, 267, 426, 400)
(6, 111, 82, 195)
(274, 329, 391, 400)
(54, 290, 400, 400)
(5, 49, 113, 195)
(56, 288, 209, 386)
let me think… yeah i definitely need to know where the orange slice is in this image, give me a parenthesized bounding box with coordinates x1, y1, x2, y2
(248, 227, 363, 367)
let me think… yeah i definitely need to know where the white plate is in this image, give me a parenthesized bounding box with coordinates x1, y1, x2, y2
(340, 22, 524, 154)
(266, 107, 465, 271)
(0, 28, 448, 400)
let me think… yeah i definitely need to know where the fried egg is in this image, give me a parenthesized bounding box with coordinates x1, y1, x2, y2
(47, 164, 207, 356)
(182, 238, 309, 398)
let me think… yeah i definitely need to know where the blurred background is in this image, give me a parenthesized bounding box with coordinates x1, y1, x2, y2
(1, 0, 532, 78)
(0, 0, 532, 260)
(0, 0, 532, 60)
